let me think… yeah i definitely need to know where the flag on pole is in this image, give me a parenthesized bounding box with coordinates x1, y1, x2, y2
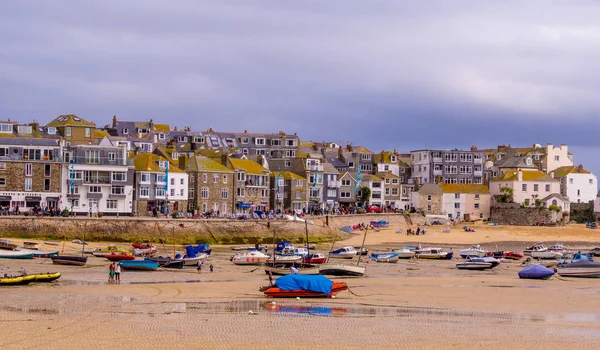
(313, 169, 318, 190)
(354, 166, 361, 191)
(70, 158, 75, 193)
(164, 160, 169, 192)
(276, 166, 281, 202)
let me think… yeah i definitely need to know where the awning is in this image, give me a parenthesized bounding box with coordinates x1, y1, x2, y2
(0, 196, 11, 201)
(237, 203, 251, 208)
(326, 200, 334, 204)
(45, 197, 59, 201)
(25, 196, 42, 201)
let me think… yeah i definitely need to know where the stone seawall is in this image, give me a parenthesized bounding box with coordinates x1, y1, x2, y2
(490, 207, 569, 226)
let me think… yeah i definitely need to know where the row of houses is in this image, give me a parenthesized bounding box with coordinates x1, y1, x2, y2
(0, 114, 597, 219)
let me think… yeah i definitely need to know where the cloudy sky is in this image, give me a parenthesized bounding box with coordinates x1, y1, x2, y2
(1, 1, 599, 178)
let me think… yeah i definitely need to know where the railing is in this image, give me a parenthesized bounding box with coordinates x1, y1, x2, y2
(83, 177, 111, 184)
(0, 154, 63, 162)
(432, 157, 442, 163)
(306, 164, 324, 171)
(474, 158, 483, 164)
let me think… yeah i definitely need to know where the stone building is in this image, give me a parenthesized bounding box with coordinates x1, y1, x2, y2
(225, 157, 270, 213)
(411, 183, 443, 214)
(181, 155, 234, 214)
(411, 149, 485, 185)
(270, 171, 306, 212)
(47, 114, 97, 146)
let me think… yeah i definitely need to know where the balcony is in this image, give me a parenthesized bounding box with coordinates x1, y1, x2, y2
(306, 164, 324, 171)
(474, 158, 483, 164)
(0, 154, 63, 162)
(433, 169, 443, 176)
(83, 176, 111, 185)
(432, 157, 442, 163)
(474, 170, 483, 177)
(87, 192, 103, 199)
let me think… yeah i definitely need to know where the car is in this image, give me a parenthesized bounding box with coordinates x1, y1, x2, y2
(366, 206, 383, 213)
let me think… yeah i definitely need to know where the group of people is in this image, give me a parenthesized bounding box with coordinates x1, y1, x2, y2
(196, 260, 214, 274)
(406, 227, 426, 235)
(108, 262, 121, 284)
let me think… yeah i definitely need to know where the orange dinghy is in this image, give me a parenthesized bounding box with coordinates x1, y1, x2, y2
(261, 275, 348, 298)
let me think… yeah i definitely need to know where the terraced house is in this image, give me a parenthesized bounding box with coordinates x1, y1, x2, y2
(225, 157, 270, 213)
(0, 121, 63, 211)
(202, 129, 299, 159)
(181, 155, 233, 214)
(411, 148, 485, 185)
(132, 153, 188, 216)
(269, 171, 306, 212)
(411, 184, 491, 220)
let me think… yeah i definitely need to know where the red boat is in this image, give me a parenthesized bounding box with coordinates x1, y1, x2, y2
(262, 281, 348, 298)
(302, 253, 327, 264)
(105, 253, 135, 262)
(503, 251, 523, 260)
(132, 243, 153, 249)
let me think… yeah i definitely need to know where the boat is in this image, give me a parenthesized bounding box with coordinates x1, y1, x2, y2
(522, 257, 558, 268)
(133, 247, 157, 257)
(275, 241, 296, 255)
(302, 253, 328, 264)
(185, 244, 212, 256)
(174, 252, 208, 266)
(0, 274, 36, 286)
(145, 257, 185, 269)
(261, 274, 348, 298)
(0, 250, 34, 259)
(523, 243, 563, 259)
(481, 256, 501, 267)
(105, 252, 135, 262)
(292, 248, 309, 257)
(459, 245, 487, 258)
(23, 242, 40, 250)
(32, 272, 61, 282)
(369, 252, 400, 263)
(270, 255, 302, 263)
(92, 246, 130, 257)
(303, 243, 317, 250)
(318, 263, 366, 277)
(264, 263, 320, 276)
(50, 255, 88, 266)
(0, 239, 17, 250)
(391, 248, 416, 259)
(518, 265, 555, 280)
(231, 246, 263, 251)
(132, 243, 153, 250)
(592, 247, 600, 257)
(503, 251, 523, 260)
(354, 247, 369, 256)
(415, 248, 453, 259)
(72, 239, 88, 245)
(329, 246, 358, 259)
(231, 251, 270, 265)
(43, 240, 61, 246)
(556, 260, 600, 278)
(17, 249, 59, 258)
(119, 260, 159, 271)
(456, 257, 492, 270)
(549, 243, 567, 252)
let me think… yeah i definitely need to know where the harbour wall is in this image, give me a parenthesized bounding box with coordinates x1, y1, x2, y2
(490, 206, 569, 226)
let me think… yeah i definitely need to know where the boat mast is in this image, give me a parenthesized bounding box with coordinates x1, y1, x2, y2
(326, 232, 337, 263)
(81, 222, 87, 257)
(356, 226, 368, 267)
(172, 227, 176, 257)
(271, 220, 276, 264)
(304, 218, 310, 259)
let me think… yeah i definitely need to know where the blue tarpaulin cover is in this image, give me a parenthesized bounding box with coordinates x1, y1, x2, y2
(518, 265, 555, 279)
(186, 244, 210, 257)
(275, 275, 333, 295)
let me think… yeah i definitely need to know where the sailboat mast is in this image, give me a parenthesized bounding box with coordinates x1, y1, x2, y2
(304, 218, 310, 258)
(356, 226, 368, 266)
(81, 222, 87, 257)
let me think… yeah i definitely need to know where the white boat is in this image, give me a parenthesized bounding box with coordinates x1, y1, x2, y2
(369, 253, 400, 263)
(319, 263, 366, 276)
(415, 248, 453, 259)
(0, 250, 34, 259)
(524, 243, 563, 259)
(230, 251, 270, 265)
(459, 245, 487, 258)
(271, 255, 302, 263)
(480, 256, 501, 267)
(292, 248, 309, 257)
(176, 253, 208, 266)
(23, 242, 40, 250)
(556, 260, 600, 278)
(329, 246, 358, 259)
(549, 243, 567, 252)
(133, 247, 157, 257)
(391, 248, 416, 259)
(456, 258, 492, 270)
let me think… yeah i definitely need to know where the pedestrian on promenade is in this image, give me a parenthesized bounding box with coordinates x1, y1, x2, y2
(108, 263, 115, 284)
(114, 263, 121, 284)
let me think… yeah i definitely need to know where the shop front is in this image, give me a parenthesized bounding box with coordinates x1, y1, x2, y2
(0, 191, 63, 212)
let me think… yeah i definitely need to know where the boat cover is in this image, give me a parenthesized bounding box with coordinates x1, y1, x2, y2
(186, 244, 210, 257)
(518, 265, 555, 279)
(275, 275, 333, 295)
(276, 241, 293, 252)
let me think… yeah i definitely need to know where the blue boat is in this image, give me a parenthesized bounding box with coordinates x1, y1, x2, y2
(518, 265, 555, 280)
(118, 260, 159, 271)
(369, 253, 400, 263)
(185, 244, 212, 257)
(275, 241, 295, 255)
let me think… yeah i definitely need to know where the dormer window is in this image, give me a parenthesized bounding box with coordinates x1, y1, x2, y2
(123, 128, 129, 135)
(496, 154, 502, 161)
(255, 138, 265, 145)
(158, 161, 166, 169)
(176, 136, 187, 142)
(0, 124, 12, 133)
(241, 137, 249, 144)
(194, 136, 204, 143)
(158, 133, 165, 140)
(46, 127, 56, 135)
(390, 156, 397, 163)
(526, 157, 532, 166)
(17, 125, 32, 134)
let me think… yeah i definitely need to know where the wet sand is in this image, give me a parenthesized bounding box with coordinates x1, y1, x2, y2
(1, 223, 600, 349)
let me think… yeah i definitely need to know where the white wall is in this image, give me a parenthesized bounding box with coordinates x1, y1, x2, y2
(544, 144, 573, 173)
(595, 195, 600, 213)
(490, 179, 561, 206)
(442, 193, 466, 219)
(566, 173, 597, 203)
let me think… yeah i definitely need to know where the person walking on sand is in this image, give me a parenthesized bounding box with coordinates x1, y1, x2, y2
(108, 263, 115, 284)
(209, 263, 214, 273)
(114, 263, 121, 284)
(197, 260, 202, 274)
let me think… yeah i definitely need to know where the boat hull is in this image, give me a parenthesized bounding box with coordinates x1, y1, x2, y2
(318, 263, 365, 277)
(32, 272, 61, 282)
(263, 282, 348, 298)
(328, 253, 356, 259)
(456, 262, 492, 270)
(0, 274, 36, 286)
(119, 260, 159, 271)
(51, 256, 87, 266)
(416, 253, 453, 260)
(0, 251, 34, 259)
(105, 254, 135, 262)
(264, 266, 320, 276)
(145, 258, 185, 269)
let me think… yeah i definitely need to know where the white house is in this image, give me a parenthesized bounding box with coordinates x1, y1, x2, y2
(552, 165, 597, 204)
(543, 143, 573, 173)
(490, 169, 562, 208)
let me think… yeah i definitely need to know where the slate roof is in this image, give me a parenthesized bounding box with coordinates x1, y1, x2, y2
(133, 153, 185, 173)
(0, 137, 59, 146)
(47, 114, 95, 127)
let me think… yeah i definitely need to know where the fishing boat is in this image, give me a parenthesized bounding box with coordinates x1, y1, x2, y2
(518, 265, 555, 280)
(556, 260, 600, 278)
(105, 252, 135, 262)
(32, 272, 61, 282)
(456, 257, 492, 270)
(174, 252, 208, 266)
(270, 255, 302, 263)
(50, 255, 87, 266)
(0, 274, 36, 286)
(523, 243, 563, 259)
(369, 252, 400, 263)
(92, 246, 130, 257)
(23, 242, 40, 250)
(43, 240, 61, 246)
(503, 251, 523, 260)
(459, 245, 487, 258)
(145, 257, 185, 269)
(415, 247, 453, 259)
(329, 246, 358, 259)
(264, 262, 320, 275)
(391, 248, 416, 259)
(302, 253, 327, 264)
(260, 274, 348, 298)
(0, 239, 17, 250)
(17, 249, 59, 258)
(119, 260, 159, 271)
(318, 263, 366, 277)
(133, 247, 157, 257)
(231, 251, 270, 265)
(0, 250, 34, 259)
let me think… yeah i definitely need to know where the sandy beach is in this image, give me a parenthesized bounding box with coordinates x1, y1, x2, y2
(1, 223, 600, 349)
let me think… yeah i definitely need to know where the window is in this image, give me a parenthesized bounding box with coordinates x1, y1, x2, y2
(85, 128, 90, 137)
(111, 186, 125, 195)
(385, 188, 390, 195)
(223, 175, 228, 184)
(156, 188, 165, 197)
(391, 188, 399, 195)
(0, 178, 5, 186)
(203, 174, 208, 183)
(25, 178, 32, 191)
(189, 174, 195, 183)
(178, 178, 183, 185)
(271, 139, 281, 146)
(287, 139, 297, 147)
(392, 179, 399, 185)
(89, 186, 102, 193)
(0, 148, 8, 157)
(193, 136, 204, 143)
(577, 190, 581, 196)
(236, 188, 244, 197)
(427, 195, 432, 201)
(589, 179, 594, 185)
(427, 205, 432, 211)
(545, 184, 550, 192)
(474, 203, 480, 209)
(180, 189, 184, 196)
(384, 165, 389, 171)
(201, 188, 209, 199)
(171, 178, 175, 186)
(188, 188, 195, 198)
(340, 192, 350, 198)
(242, 148, 249, 155)
(158, 133, 166, 140)
(327, 189, 336, 197)
(222, 203, 227, 213)
(123, 128, 129, 135)
(0, 162, 5, 170)
(286, 150, 296, 157)
(444, 153, 458, 162)
(43, 179, 51, 191)
(554, 155, 560, 161)
(140, 173, 150, 183)
(255, 138, 265, 145)
(170, 189, 175, 196)
(454, 203, 460, 208)
(176, 136, 188, 143)
(158, 161, 166, 169)
(391, 156, 397, 163)
(106, 200, 118, 209)
(342, 179, 351, 186)
(454, 193, 460, 199)
(296, 180, 303, 187)
(85, 150, 99, 164)
(359, 164, 372, 171)
(112, 172, 127, 182)
(348, 161, 354, 168)
(522, 184, 527, 191)
(261, 189, 268, 198)
(17, 125, 32, 134)
(237, 172, 246, 181)
(140, 187, 149, 197)
(256, 149, 266, 155)
(241, 137, 249, 144)
(475, 194, 480, 200)
(213, 175, 218, 183)
(0, 124, 12, 133)
(385, 178, 390, 184)
(108, 152, 116, 161)
(569, 178, 573, 184)
(534, 184, 538, 192)
(25, 163, 32, 176)
(66, 127, 72, 137)
(202, 203, 207, 212)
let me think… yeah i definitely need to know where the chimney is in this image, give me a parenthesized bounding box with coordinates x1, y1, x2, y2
(112, 115, 117, 128)
(577, 164, 583, 172)
(347, 142, 353, 152)
(221, 153, 229, 167)
(517, 170, 523, 182)
(471, 145, 478, 151)
(149, 119, 154, 129)
(550, 172, 554, 178)
(178, 155, 188, 171)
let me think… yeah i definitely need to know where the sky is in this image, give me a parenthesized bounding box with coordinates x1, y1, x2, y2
(0, 1, 599, 179)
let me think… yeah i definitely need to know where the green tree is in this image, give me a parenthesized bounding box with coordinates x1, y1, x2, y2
(359, 186, 371, 206)
(497, 186, 514, 203)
